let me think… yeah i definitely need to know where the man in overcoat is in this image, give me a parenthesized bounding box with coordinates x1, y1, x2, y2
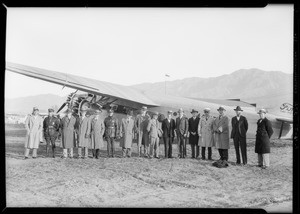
(104, 109, 119, 158)
(198, 108, 215, 160)
(43, 108, 60, 158)
(231, 106, 248, 165)
(162, 110, 176, 158)
(135, 106, 150, 157)
(24, 107, 43, 159)
(255, 109, 273, 169)
(77, 110, 91, 158)
(89, 109, 105, 159)
(188, 109, 200, 159)
(60, 108, 77, 159)
(175, 108, 189, 158)
(120, 109, 135, 158)
(213, 106, 230, 164)
(147, 112, 162, 159)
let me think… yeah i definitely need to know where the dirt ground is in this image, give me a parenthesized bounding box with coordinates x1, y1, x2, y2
(5, 124, 293, 212)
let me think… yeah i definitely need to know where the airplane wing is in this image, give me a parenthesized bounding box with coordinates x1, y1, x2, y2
(6, 62, 159, 109)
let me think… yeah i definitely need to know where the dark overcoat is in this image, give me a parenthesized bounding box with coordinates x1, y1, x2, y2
(188, 117, 200, 145)
(255, 118, 273, 154)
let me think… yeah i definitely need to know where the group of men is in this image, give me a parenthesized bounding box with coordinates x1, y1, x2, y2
(23, 105, 273, 169)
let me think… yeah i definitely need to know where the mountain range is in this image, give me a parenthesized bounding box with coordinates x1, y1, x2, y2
(5, 69, 293, 115)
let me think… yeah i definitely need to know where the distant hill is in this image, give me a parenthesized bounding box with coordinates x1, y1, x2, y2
(5, 94, 66, 115)
(132, 68, 293, 116)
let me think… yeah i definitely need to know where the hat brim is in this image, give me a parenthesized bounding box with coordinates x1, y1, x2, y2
(234, 109, 243, 111)
(217, 108, 225, 111)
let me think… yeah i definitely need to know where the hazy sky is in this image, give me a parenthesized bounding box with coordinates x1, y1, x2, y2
(5, 5, 293, 98)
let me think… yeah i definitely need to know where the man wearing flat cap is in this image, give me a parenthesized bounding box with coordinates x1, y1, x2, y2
(135, 106, 150, 157)
(120, 109, 135, 158)
(231, 106, 248, 165)
(77, 110, 91, 159)
(188, 109, 200, 159)
(175, 108, 189, 158)
(198, 108, 215, 160)
(162, 110, 176, 158)
(89, 109, 105, 159)
(255, 109, 273, 169)
(60, 108, 77, 159)
(147, 112, 162, 158)
(24, 107, 43, 159)
(43, 108, 60, 158)
(104, 109, 120, 158)
(213, 106, 230, 166)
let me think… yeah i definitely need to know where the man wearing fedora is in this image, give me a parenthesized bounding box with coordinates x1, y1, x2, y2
(198, 108, 215, 160)
(135, 106, 150, 157)
(213, 106, 230, 165)
(188, 109, 200, 159)
(89, 109, 105, 159)
(175, 108, 189, 158)
(60, 108, 77, 159)
(255, 109, 273, 169)
(77, 110, 91, 159)
(43, 108, 60, 158)
(162, 110, 176, 158)
(147, 112, 162, 159)
(104, 109, 120, 158)
(120, 109, 135, 158)
(24, 107, 43, 159)
(231, 106, 248, 165)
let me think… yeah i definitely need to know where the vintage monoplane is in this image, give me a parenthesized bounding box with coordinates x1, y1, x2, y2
(6, 62, 293, 139)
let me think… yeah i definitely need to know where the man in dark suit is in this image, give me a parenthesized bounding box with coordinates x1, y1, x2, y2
(188, 109, 200, 159)
(175, 108, 189, 158)
(231, 106, 249, 165)
(162, 110, 176, 158)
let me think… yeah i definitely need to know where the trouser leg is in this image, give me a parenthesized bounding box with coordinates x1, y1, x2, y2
(258, 153, 263, 166)
(177, 137, 181, 157)
(111, 138, 115, 157)
(96, 149, 100, 158)
(63, 149, 68, 158)
(164, 137, 168, 158)
(234, 138, 241, 164)
(78, 147, 82, 158)
(196, 145, 200, 158)
(69, 148, 73, 158)
(128, 148, 131, 157)
(122, 147, 126, 157)
(24, 148, 30, 157)
(149, 137, 155, 157)
(32, 148, 37, 158)
(107, 138, 111, 157)
(262, 153, 270, 167)
(92, 149, 96, 157)
(240, 137, 247, 164)
(138, 132, 142, 156)
(218, 149, 222, 160)
(84, 147, 88, 158)
(155, 137, 159, 158)
(191, 143, 195, 158)
(51, 138, 56, 158)
(169, 138, 173, 158)
(201, 147, 206, 159)
(45, 143, 49, 157)
(183, 138, 186, 158)
(223, 149, 228, 161)
(208, 147, 212, 159)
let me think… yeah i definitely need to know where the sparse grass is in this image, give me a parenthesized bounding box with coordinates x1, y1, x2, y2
(5, 124, 293, 210)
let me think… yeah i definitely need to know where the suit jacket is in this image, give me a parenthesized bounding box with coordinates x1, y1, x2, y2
(162, 118, 176, 138)
(176, 116, 189, 136)
(188, 117, 200, 135)
(231, 115, 248, 138)
(147, 119, 161, 138)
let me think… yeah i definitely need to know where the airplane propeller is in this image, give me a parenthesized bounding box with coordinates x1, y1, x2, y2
(56, 102, 67, 113)
(56, 90, 78, 113)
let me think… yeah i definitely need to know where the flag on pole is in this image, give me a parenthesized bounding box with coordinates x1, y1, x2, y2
(165, 74, 170, 77)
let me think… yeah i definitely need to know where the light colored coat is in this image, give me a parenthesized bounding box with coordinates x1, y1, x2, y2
(60, 115, 77, 149)
(213, 115, 230, 149)
(120, 116, 135, 148)
(77, 116, 90, 147)
(89, 116, 105, 149)
(198, 115, 215, 147)
(24, 114, 43, 149)
(147, 118, 161, 138)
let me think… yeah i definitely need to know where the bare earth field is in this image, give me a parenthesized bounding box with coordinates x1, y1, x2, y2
(5, 124, 293, 212)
